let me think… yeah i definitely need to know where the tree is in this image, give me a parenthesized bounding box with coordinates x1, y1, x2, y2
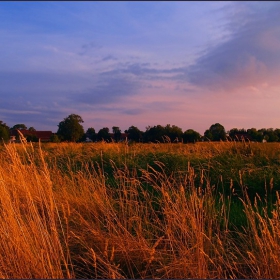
(57, 114, 85, 142)
(228, 128, 248, 141)
(203, 129, 212, 141)
(164, 124, 183, 142)
(274, 129, 280, 142)
(183, 129, 201, 143)
(112, 126, 121, 142)
(125, 126, 143, 142)
(26, 134, 39, 142)
(12, 124, 27, 130)
(143, 125, 165, 142)
(228, 128, 243, 139)
(85, 127, 96, 142)
(28, 127, 36, 131)
(50, 134, 60, 143)
(0, 121, 9, 141)
(260, 128, 278, 142)
(204, 123, 226, 141)
(97, 127, 110, 141)
(247, 128, 263, 142)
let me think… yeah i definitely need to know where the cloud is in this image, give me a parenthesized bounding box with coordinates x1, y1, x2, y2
(0, 70, 95, 129)
(186, 2, 280, 93)
(79, 41, 102, 56)
(121, 108, 144, 115)
(97, 62, 185, 83)
(0, 71, 93, 96)
(0, 102, 66, 130)
(0, 59, 186, 130)
(73, 75, 140, 105)
(101, 55, 118, 62)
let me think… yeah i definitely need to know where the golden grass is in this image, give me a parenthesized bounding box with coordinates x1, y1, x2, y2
(0, 142, 72, 278)
(0, 140, 279, 278)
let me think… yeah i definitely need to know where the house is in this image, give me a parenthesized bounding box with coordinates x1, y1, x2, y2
(10, 129, 53, 142)
(85, 137, 93, 143)
(9, 135, 16, 143)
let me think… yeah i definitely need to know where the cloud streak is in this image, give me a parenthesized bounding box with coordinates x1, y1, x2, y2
(186, 2, 280, 93)
(73, 75, 140, 105)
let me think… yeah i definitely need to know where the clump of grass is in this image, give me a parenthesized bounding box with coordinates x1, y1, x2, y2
(235, 188, 280, 278)
(0, 141, 280, 278)
(63, 161, 232, 278)
(0, 141, 72, 278)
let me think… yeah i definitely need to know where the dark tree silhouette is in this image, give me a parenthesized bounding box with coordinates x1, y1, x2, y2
(183, 129, 201, 143)
(112, 126, 121, 142)
(12, 124, 27, 130)
(57, 114, 84, 142)
(0, 121, 10, 141)
(204, 123, 226, 141)
(86, 127, 96, 141)
(164, 124, 183, 142)
(247, 128, 263, 142)
(97, 127, 110, 141)
(50, 134, 60, 143)
(125, 126, 143, 142)
(259, 128, 278, 142)
(144, 125, 165, 142)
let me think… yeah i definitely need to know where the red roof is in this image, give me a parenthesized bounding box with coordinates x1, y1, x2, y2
(10, 129, 53, 142)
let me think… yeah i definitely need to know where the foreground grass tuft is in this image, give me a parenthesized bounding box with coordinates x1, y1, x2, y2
(0, 141, 279, 278)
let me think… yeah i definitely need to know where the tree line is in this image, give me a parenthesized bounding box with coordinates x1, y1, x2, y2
(2, 114, 280, 143)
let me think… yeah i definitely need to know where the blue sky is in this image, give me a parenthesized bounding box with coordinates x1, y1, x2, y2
(1, 1, 280, 134)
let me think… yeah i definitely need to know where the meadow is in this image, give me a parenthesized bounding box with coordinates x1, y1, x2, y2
(0, 139, 280, 278)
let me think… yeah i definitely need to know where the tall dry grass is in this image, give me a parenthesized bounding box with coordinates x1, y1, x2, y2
(0, 141, 72, 278)
(0, 140, 279, 278)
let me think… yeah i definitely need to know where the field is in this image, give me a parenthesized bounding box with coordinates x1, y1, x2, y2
(0, 140, 280, 278)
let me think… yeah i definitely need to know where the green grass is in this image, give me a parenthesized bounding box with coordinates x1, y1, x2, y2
(1, 141, 280, 278)
(38, 141, 280, 230)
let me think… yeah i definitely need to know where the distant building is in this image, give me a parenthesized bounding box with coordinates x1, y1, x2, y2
(9, 135, 16, 143)
(84, 137, 93, 143)
(10, 129, 53, 142)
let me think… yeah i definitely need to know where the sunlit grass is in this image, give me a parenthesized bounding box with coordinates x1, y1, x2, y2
(0, 140, 279, 278)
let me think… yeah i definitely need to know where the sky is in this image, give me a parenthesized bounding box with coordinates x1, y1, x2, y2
(1, 1, 280, 134)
